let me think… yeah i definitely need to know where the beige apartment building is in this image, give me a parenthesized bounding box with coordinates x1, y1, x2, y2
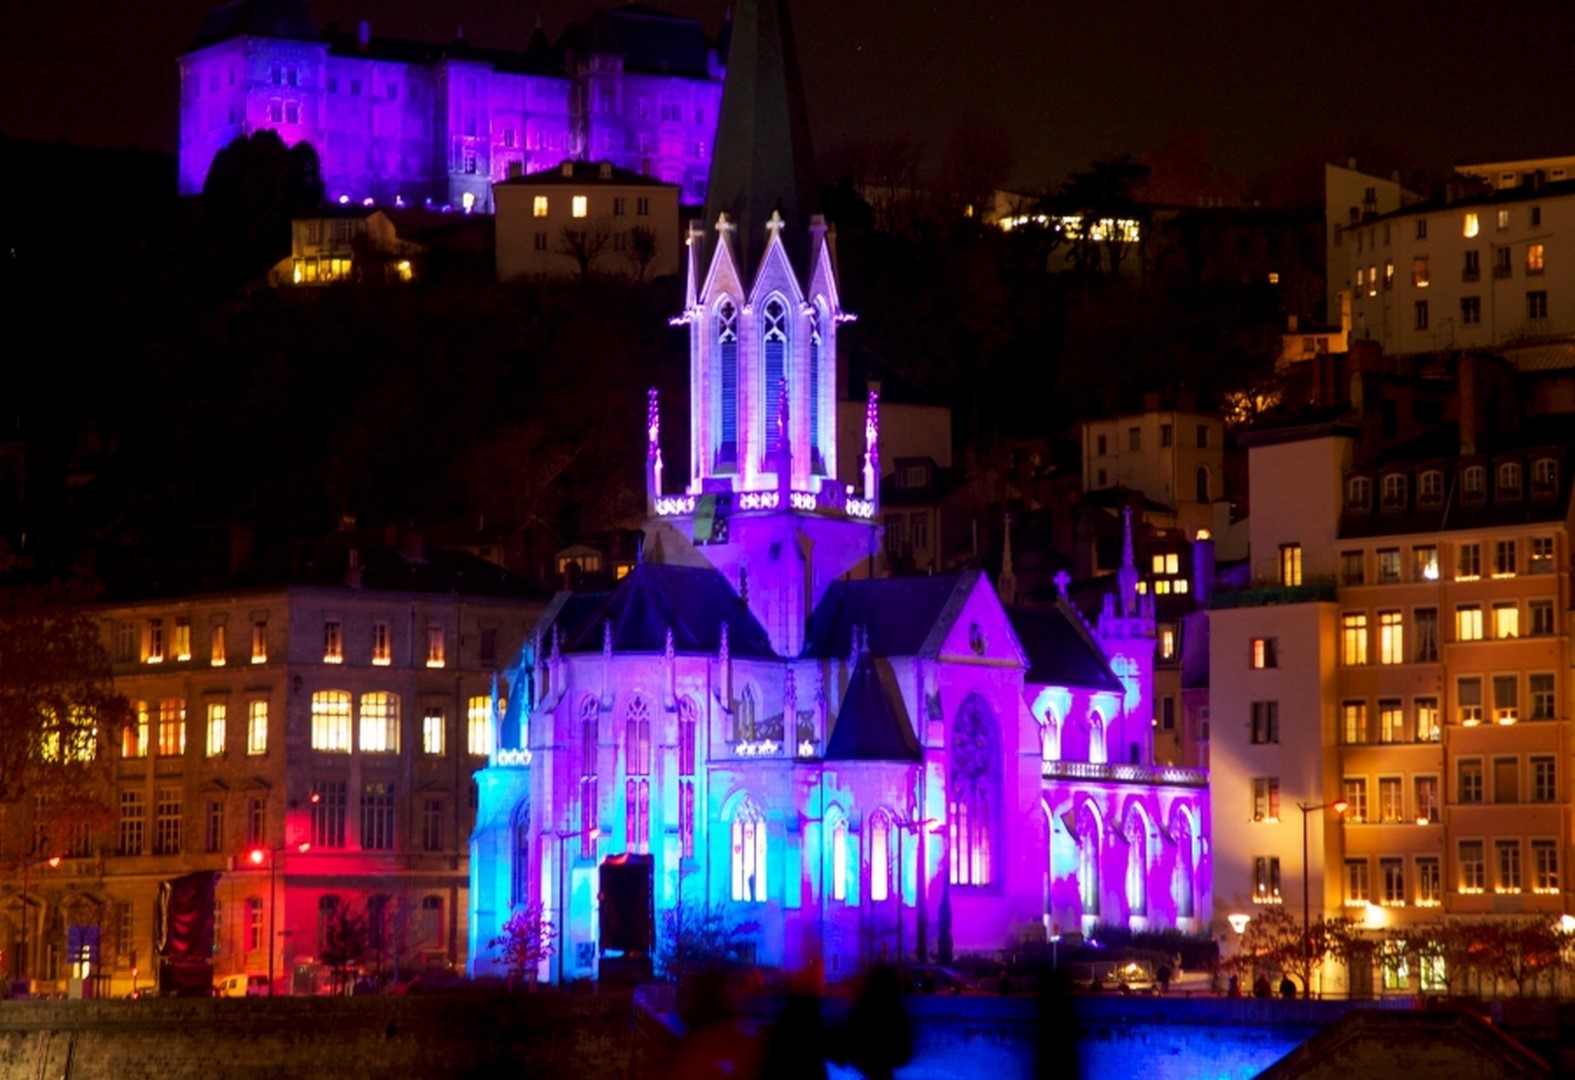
(11, 541, 545, 998)
(494, 160, 680, 281)
(1212, 407, 1575, 995)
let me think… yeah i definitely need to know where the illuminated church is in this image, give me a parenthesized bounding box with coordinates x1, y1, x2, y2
(469, 0, 1210, 983)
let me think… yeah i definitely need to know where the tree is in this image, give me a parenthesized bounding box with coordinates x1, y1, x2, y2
(319, 898, 369, 994)
(489, 901, 557, 988)
(627, 226, 660, 283)
(557, 225, 612, 281)
(0, 587, 125, 863)
(195, 130, 324, 291)
(1050, 156, 1150, 284)
(655, 899, 759, 984)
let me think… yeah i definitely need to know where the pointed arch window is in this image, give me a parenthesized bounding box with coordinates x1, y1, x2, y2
(678, 697, 696, 859)
(809, 307, 825, 474)
(624, 696, 651, 852)
(869, 810, 893, 902)
(831, 815, 849, 901)
(717, 300, 739, 472)
(579, 696, 598, 857)
(737, 685, 758, 742)
(731, 797, 767, 902)
(948, 693, 1000, 887)
(1126, 811, 1149, 917)
(1089, 711, 1107, 765)
(762, 297, 788, 462)
(1077, 807, 1100, 917)
(1174, 810, 1197, 919)
(510, 802, 531, 908)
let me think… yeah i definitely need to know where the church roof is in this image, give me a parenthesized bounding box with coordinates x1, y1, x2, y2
(1006, 603, 1123, 693)
(556, 4, 718, 78)
(700, 0, 820, 276)
(824, 653, 921, 762)
(192, 0, 317, 49)
(546, 562, 777, 657)
(802, 572, 972, 659)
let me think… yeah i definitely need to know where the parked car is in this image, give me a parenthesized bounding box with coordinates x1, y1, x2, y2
(214, 973, 270, 997)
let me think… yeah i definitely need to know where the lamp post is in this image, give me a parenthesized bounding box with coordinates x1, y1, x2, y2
(1297, 799, 1347, 999)
(249, 843, 310, 997)
(15, 854, 62, 986)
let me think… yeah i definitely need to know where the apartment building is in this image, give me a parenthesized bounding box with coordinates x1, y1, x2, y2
(16, 540, 545, 997)
(1212, 406, 1575, 996)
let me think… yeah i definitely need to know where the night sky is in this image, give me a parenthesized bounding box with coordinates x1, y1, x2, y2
(6, 0, 1575, 192)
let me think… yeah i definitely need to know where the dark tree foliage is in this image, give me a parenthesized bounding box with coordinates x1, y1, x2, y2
(196, 130, 324, 291)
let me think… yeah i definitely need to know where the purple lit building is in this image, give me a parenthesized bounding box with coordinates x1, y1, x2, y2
(468, 0, 1211, 983)
(178, 0, 725, 211)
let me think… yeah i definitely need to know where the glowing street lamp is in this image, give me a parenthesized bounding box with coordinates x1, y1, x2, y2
(248, 843, 310, 997)
(15, 854, 62, 985)
(1298, 799, 1348, 998)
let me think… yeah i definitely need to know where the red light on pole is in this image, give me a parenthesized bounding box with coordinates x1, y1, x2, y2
(249, 848, 266, 866)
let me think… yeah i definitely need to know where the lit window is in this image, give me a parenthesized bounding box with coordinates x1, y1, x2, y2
(210, 623, 227, 666)
(533, 195, 547, 217)
(1341, 613, 1368, 665)
(1251, 637, 1277, 669)
(252, 620, 267, 663)
(158, 699, 186, 756)
(1279, 544, 1302, 587)
(359, 692, 399, 752)
(1415, 776, 1440, 823)
(730, 797, 767, 902)
(1253, 856, 1281, 903)
(1416, 698, 1440, 742)
(571, 195, 588, 218)
(1456, 604, 1483, 641)
(1463, 212, 1479, 238)
(146, 619, 165, 664)
(206, 703, 226, 757)
(311, 690, 352, 752)
(1496, 208, 1510, 231)
(372, 620, 391, 665)
(1493, 602, 1519, 640)
(1252, 777, 1279, 822)
(426, 623, 445, 667)
(123, 701, 150, 759)
(831, 818, 848, 901)
(173, 618, 192, 661)
(1342, 702, 1368, 746)
(1412, 257, 1430, 287)
(324, 620, 343, 663)
(1378, 776, 1403, 822)
(247, 700, 268, 755)
(1378, 611, 1403, 665)
(1412, 545, 1439, 580)
(1527, 243, 1545, 274)
(422, 707, 445, 755)
(869, 811, 892, 900)
(468, 695, 495, 756)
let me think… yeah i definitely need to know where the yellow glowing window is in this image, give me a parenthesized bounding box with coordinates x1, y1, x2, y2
(311, 690, 352, 752)
(1527, 243, 1545, 273)
(359, 691, 399, 753)
(468, 695, 496, 756)
(1457, 605, 1483, 642)
(426, 623, 446, 668)
(1413, 257, 1430, 287)
(372, 620, 391, 665)
(210, 623, 226, 666)
(533, 195, 548, 217)
(146, 619, 164, 664)
(1378, 611, 1403, 664)
(251, 620, 267, 663)
(173, 618, 192, 661)
(206, 703, 226, 757)
(572, 195, 588, 218)
(247, 700, 268, 755)
(422, 707, 445, 755)
(323, 620, 343, 663)
(1463, 212, 1479, 238)
(124, 702, 150, 759)
(158, 699, 186, 757)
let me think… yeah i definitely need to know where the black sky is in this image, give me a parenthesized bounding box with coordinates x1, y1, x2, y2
(6, 0, 1575, 192)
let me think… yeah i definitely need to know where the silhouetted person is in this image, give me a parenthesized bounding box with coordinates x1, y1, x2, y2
(1227, 974, 1240, 998)
(1253, 973, 1271, 999)
(997, 970, 1012, 996)
(1156, 963, 1171, 994)
(1279, 975, 1296, 1000)
(838, 964, 911, 1080)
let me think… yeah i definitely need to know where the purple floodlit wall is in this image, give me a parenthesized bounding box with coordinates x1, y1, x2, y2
(178, 28, 721, 209)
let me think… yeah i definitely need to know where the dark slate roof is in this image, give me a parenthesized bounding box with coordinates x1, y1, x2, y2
(192, 0, 317, 49)
(496, 160, 676, 188)
(556, 5, 717, 78)
(194, 536, 545, 600)
(546, 562, 776, 657)
(801, 573, 971, 659)
(824, 653, 921, 762)
(1006, 603, 1122, 693)
(320, 30, 568, 77)
(701, 0, 819, 277)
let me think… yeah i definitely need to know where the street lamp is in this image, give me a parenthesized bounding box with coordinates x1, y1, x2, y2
(248, 843, 310, 997)
(1297, 799, 1347, 999)
(15, 854, 62, 986)
(555, 826, 598, 986)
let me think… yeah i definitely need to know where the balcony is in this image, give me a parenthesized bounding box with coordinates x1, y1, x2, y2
(1042, 760, 1207, 788)
(1210, 576, 1338, 609)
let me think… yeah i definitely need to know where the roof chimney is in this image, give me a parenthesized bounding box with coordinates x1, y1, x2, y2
(599, 161, 612, 180)
(562, 160, 575, 178)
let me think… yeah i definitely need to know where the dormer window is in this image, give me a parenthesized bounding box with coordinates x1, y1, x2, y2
(1380, 474, 1406, 510)
(1347, 476, 1372, 510)
(1532, 458, 1557, 496)
(1462, 465, 1486, 501)
(1498, 462, 1522, 497)
(1418, 470, 1444, 508)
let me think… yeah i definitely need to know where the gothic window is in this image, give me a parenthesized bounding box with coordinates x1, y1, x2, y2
(678, 698, 696, 859)
(1039, 712, 1060, 762)
(625, 777, 649, 853)
(1174, 810, 1196, 919)
(716, 300, 739, 472)
(948, 693, 1000, 887)
(762, 297, 788, 462)
(809, 307, 824, 474)
(678, 698, 697, 776)
(1126, 808, 1150, 917)
(1089, 711, 1107, 765)
(730, 796, 766, 902)
(625, 696, 651, 777)
(579, 696, 598, 857)
(830, 814, 849, 901)
(510, 802, 530, 907)
(1076, 805, 1100, 917)
(869, 810, 893, 902)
